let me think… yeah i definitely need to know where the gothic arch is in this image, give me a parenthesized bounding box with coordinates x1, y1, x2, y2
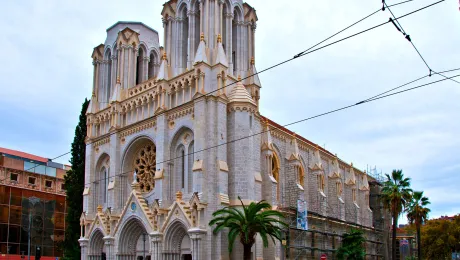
(270, 144, 282, 203)
(117, 216, 150, 257)
(136, 43, 148, 85)
(148, 48, 160, 79)
(163, 219, 191, 257)
(177, 3, 189, 70)
(233, 4, 244, 22)
(89, 228, 105, 256)
(169, 127, 194, 197)
(94, 153, 110, 210)
(120, 136, 157, 207)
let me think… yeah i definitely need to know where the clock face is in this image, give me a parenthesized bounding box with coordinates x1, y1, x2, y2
(131, 202, 137, 212)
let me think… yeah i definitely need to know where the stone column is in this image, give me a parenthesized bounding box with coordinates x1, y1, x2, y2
(150, 232, 163, 260)
(103, 236, 115, 260)
(143, 56, 150, 81)
(188, 228, 206, 260)
(79, 238, 89, 260)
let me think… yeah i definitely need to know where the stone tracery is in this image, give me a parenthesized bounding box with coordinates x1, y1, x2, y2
(133, 143, 157, 192)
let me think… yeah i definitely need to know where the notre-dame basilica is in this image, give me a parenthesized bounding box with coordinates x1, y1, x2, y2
(79, 0, 389, 259)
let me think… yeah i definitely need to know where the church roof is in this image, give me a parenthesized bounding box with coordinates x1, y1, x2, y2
(228, 80, 255, 105)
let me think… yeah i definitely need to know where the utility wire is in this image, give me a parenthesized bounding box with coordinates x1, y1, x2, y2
(14, 0, 423, 176)
(383, 0, 460, 86)
(80, 71, 460, 187)
(6, 0, 445, 184)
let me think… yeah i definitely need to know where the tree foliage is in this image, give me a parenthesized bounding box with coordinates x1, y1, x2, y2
(381, 169, 412, 260)
(63, 99, 89, 260)
(336, 228, 366, 260)
(420, 215, 460, 259)
(209, 197, 287, 260)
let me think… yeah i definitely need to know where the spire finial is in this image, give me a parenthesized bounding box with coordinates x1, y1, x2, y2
(176, 190, 183, 201)
(238, 75, 242, 81)
(217, 34, 222, 43)
(162, 52, 167, 60)
(200, 32, 204, 41)
(250, 57, 255, 65)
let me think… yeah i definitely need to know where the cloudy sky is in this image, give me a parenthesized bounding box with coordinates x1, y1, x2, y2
(1, 0, 459, 222)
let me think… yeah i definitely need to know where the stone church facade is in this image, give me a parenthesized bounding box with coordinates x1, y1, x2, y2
(79, 0, 388, 259)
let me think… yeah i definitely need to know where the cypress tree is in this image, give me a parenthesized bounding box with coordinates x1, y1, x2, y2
(63, 98, 89, 260)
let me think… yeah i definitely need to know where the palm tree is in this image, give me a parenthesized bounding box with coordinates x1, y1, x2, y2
(336, 228, 366, 260)
(209, 197, 287, 260)
(406, 191, 430, 260)
(381, 169, 412, 260)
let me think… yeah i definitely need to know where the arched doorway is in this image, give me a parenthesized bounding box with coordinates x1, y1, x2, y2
(117, 217, 150, 259)
(163, 220, 192, 259)
(88, 229, 105, 260)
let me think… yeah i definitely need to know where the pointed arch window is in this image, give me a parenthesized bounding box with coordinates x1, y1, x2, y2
(336, 181, 343, 197)
(352, 188, 357, 202)
(271, 153, 281, 202)
(297, 165, 305, 187)
(317, 173, 325, 192)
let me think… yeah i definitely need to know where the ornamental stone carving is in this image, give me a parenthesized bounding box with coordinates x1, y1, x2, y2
(133, 143, 157, 192)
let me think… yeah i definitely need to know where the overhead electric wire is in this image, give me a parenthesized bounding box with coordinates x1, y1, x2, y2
(79, 71, 460, 187)
(383, 0, 460, 86)
(4, 0, 445, 183)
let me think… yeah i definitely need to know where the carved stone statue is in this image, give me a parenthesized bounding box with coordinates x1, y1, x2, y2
(132, 170, 138, 184)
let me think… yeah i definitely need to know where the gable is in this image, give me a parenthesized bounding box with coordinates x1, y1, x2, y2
(111, 189, 154, 235)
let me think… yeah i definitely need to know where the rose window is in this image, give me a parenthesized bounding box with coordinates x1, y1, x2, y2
(133, 144, 156, 192)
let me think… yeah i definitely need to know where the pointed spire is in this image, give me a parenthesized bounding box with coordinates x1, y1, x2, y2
(287, 133, 300, 161)
(157, 52, 169, 80)
(194, 32, 208, 64)
(346, 163, 356, 185)
(329, 155, 341, 178)
(250, 57, 261, 87)
(360, 171, 370, 191)
(214, 34, 228, 67)
(309, 145, 323, 171)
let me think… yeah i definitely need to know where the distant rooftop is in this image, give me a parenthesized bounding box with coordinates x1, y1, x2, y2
(0, 147, 48, 163)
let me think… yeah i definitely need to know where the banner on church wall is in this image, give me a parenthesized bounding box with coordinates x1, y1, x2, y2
(296, 199, 308, 230)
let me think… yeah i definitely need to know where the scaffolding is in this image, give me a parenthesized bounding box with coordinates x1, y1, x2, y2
(280, 165, 388, 260)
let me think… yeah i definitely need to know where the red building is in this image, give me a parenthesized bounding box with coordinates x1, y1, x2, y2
(0, 147, 68, 259)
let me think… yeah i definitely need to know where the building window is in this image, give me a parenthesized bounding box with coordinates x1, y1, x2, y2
(352, 188, 357, 202)
(271, 154, 280, 202)
(298, 165, 305, 187)
(45, 180, 52, 188)
(181, 149, 185, 189)
(28, 177, 36, 185)
(317, 174, 325, 192)
(10, 173, 18, 182)
(61, 183, 66, 191)
(336, 182, 343, 197)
